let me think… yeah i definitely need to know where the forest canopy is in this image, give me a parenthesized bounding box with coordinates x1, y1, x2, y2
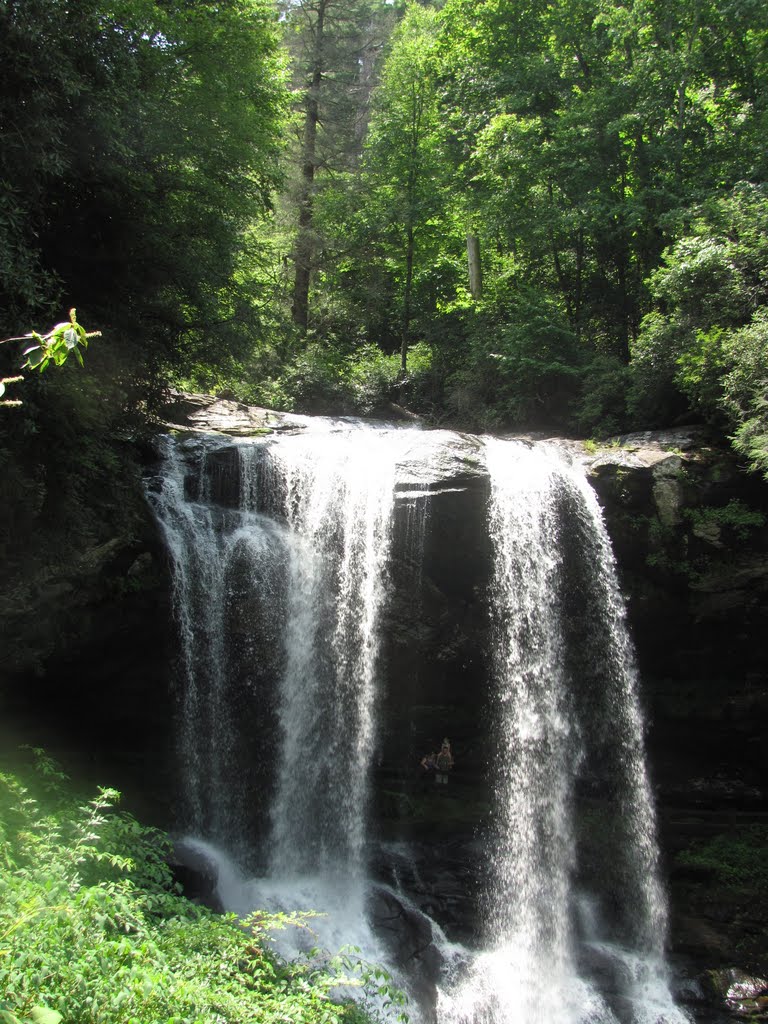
(0, 0, 766, 471)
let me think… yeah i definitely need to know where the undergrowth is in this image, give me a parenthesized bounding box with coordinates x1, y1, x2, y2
(676, 826, 768, 891)
(0, 750, 407, 1024)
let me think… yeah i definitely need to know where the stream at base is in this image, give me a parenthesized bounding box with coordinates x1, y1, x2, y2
(174, 834, 689, 1024)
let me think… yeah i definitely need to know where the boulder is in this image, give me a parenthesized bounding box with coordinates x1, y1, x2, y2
(367, 883, 443, 1020)
(160, 391, 307, 436)
(702, 968, 768, 1018)
(169, 837, 225, 913)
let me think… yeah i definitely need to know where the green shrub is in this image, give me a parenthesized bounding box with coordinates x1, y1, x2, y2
(572, 355, 632, 438)
(723, 309, 768, 478)
(0, 753, 406, 1024)
(686, 499, 766, 540)
(630, 183, 768, 469)
(676, 827, 768, 891)
(348, 344, 401, 413)
(444, 290, 582, 431)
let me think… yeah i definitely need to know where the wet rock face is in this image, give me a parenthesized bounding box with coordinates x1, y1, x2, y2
(701, 969, 768, 1019)
(170, 838, 225, 913)
(367, 883, 443, 1021)
(583, 428, 768, 985)
(585, 428, 768, 683)
(371, 839, 483, 945)
(380, 460, 493, 793)
(584, 429, 768, 813)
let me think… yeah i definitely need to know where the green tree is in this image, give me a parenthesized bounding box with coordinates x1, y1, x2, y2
(0, 0, 287, 393)
(364, 5, 448, 370)
(280, 0, 393, 331)
(436, 0, 768, 361)
(0, 0, 289, 613)
(631, 182, 768, 474)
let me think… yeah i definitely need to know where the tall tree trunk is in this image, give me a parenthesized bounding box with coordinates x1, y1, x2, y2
(292, 0, 327, 331)
(466, 233, 482, 299)
(401, 225, 414, 373)
(574, 226, 584, 342)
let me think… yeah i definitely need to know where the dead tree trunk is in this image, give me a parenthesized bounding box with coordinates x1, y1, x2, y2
(466, 233, 482, 299)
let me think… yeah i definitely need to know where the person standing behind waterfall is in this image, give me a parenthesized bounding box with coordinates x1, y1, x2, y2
(435, 738, 453, 784)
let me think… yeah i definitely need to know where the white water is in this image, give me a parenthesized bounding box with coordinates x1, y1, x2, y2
(148, 424, 436, 1009)
(146, 435, 289, 840)
(148, 424, 688, 1024)
(264, 425, 412, 916)
(436, 439, 687, 1024)
(148, 424, 438, 892)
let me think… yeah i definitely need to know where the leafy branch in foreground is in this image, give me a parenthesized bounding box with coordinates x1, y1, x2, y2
(0, 310, 101, 406)
(0, 755, 406, 1024)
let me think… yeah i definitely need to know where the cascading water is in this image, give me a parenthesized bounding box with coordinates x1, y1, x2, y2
(148, 422, 431, 944)
(437, 438, 686, 1024)
(263, 426, 403, 912)
(148, 420, 687, 1024)
(147, 434, 289, 843)
(482, 439, 582, 1023)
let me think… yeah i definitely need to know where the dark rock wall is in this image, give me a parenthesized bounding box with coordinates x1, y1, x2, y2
(0, 438, 176, 825)
(378, 478, 493, 792)
(585, 430, 768, 975)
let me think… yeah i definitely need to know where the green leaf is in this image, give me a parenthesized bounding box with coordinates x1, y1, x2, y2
(46, 323, 71, 337)
(28, 1009, 63, 1024)
(23, 348, 46, 369)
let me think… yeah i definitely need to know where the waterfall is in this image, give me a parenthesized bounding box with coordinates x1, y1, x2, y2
(146, 435, 288, 845)
(484, 439, 583, 1022)
(264, 426, 402, 903)
(148, 424, 421, 903)
(148, 422, 686, 1024)
(437, 437, 685, 1024)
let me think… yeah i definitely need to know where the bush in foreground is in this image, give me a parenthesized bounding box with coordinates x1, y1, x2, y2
(0, 752, 404, 1024)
